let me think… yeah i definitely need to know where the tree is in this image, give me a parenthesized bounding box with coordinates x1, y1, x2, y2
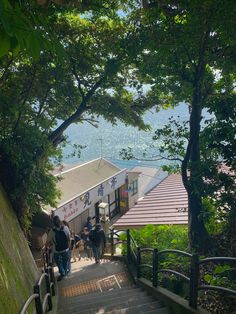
(122, 0, 236, 252)
(201, 92, 236, 245)
(0, 0, 65, 59)
(0, 0, 125, 59)
(0, 10, 153, 228)
(133, 108, 236, 252)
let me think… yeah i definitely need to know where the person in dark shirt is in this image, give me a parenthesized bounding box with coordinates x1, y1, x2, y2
(89, 223, 106, 263)
(84, 216, 93, 231)
(47, 216, 70, 281)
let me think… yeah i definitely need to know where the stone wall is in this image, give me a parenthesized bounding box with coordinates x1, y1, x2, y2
(0, 184, 39, 314)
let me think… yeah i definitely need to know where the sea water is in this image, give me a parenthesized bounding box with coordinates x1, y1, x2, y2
(62, 103, 205, 169)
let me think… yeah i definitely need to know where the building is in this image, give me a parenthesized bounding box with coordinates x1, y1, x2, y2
(31, 162, 188, 251)
(113, 173, 188, 230)
(46, 158, 140, 234)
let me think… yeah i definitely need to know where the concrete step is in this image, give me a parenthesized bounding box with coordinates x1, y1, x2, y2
(144, 307, 170, 314)
(61, 293, 158, 313)
(101, 301, 164, 314)
(61, 301, 163, 314)
(60, 286, 143, 304)
(60, 293, 157, 311)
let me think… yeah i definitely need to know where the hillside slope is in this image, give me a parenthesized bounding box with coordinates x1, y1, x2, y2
(0, 184, 39, 314)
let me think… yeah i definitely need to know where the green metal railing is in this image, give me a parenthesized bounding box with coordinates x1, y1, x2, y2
(109, 229, 236, 309)
(19, 249, 56, 314)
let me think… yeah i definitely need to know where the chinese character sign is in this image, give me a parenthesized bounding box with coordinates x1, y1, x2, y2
(83, 191, 92, 208)
(54, 170, 126, 222)
(110, 177, 117, 189)
(97, 184, 104, 196)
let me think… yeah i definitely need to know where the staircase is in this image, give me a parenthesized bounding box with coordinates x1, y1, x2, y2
(58, 284, 169, 314)
(56, 258, 170, 314)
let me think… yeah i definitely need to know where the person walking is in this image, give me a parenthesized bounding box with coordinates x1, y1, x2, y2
(47, 215, 70, 281)
(80, 227, 93, 260)
(71, 232, 81, 262)
(84, 216, 94, 231)
(62, 220, 73, 272)
(89, 223, 106, 264)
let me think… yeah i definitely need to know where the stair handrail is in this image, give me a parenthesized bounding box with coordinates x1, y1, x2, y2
(137, 247, 236, 310)
(193, 256, 236, 309)
(19, 248, 55, 314)
(109, 230, 236, 310)
(19, 294, 40, 314)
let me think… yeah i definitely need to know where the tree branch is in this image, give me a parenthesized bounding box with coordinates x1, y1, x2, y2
(71, 61, 85, 98)
(48, 75, 105, 146)
(182, 44, 197, 70)
(130, 154, 182, 162)
(0, 57, 14, 86)
(81, 117, 99, 127)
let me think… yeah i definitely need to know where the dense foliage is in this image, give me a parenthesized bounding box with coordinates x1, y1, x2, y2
(120, 0, 236, 252)
(130, 224, 188, 251)
(0, 3, 153, 228)
(0, 2, 235, 311)
(0, 1, 235, 256)
(126, 225, 236, 313)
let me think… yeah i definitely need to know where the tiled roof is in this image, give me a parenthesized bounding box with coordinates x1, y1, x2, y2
(113, 173, 188, 229)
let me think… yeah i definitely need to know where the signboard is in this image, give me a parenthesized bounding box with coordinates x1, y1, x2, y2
(54, 170, 127, 222)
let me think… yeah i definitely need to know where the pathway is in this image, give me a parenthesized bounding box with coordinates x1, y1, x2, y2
(56, 257, 170, 314)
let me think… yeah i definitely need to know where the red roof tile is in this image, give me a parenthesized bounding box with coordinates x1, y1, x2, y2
(113, 173, 188, 229)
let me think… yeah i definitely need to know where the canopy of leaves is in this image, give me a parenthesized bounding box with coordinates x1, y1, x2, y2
(127, 0, 236, 108)
(0, 0, 134, 59)
(0, 0, 67, 59)
(118, 0, 236, 252)
(0, 7, 154, 228)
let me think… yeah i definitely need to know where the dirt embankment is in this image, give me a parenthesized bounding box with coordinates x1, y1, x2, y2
(0, 184, 39, 314)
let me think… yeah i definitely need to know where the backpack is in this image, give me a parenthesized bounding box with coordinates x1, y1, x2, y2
(89, 229, 104, 246)
(89, 229, 96, 242)
(53, 226, 68, 252)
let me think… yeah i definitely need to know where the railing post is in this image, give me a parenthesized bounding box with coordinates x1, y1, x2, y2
(48, 249, 55, 288)
(47, 249, 53, 266)
(46, 249, 50, 268)
(95, 202, 100, 224)
(33, 285, 43, 314)
(152, 248, 158, 287)
(43, 248, 51, 271)
(111, 229, 114, 256)
(189, 253, 199, 309)
(48, 266, 55, 296)
(45, 271, 53, 311)
(127, 229, 131, 262)
(42, 251, 46, 272)
(137, 247, 141, 278)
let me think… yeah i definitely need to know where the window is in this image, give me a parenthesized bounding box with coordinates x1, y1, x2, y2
(130, 180, 138, 195)
(108, 189, 120, 219)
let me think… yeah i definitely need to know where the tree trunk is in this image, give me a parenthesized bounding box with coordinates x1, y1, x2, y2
(186, 87, 211, 253)
(188, 190, 210, 252)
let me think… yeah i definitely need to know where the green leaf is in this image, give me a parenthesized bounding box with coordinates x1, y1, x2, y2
(214, 265, 232, 275)
(27, 33, 41, 60)
(0, 31, 10, 57)
(204, 274, 213, 284)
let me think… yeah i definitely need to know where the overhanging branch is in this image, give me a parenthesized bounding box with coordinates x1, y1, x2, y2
(48, 75, 105, 146)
